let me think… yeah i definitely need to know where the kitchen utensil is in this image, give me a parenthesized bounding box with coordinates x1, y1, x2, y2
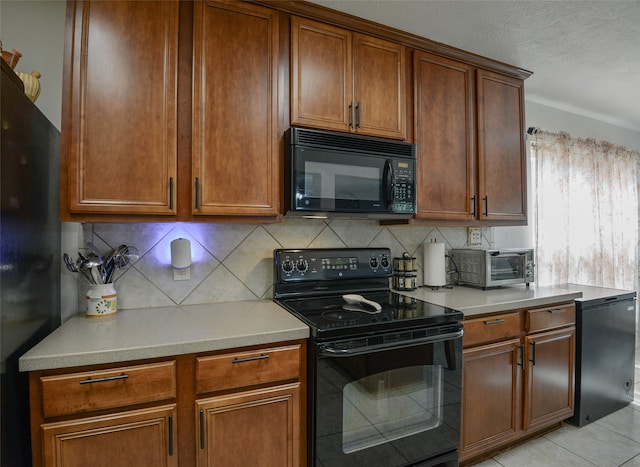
(342, 294, 382, 312)
(63, 253, 78, 273)
(80, 254, 103, 285)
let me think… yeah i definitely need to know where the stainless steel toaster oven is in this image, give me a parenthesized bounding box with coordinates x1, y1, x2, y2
(450, 248, 535, 288)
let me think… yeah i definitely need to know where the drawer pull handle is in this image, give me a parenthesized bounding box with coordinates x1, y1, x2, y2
(232, 354, 270, 364)
(517, 344, 524, 368)
(547, 308, 566, 314)
(530, 341, 537, 365)
(79, 374, 129, 385)
(483, 319, 505, 325)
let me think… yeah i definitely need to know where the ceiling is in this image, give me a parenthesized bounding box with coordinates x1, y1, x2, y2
(308, 0, 640, 133)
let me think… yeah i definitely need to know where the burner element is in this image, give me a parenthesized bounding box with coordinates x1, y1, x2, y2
(321, 310, 362, 322)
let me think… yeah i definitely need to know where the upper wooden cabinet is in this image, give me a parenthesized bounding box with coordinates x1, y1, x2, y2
(192, 1, 280, 216)
(414, 52, 527, 224)
(60, 0, 179, 217)
(477, 69, 527, 223)
(291, 16, 407, 140)
(414, 51, 475, 221)
(60, 0, 281, 221)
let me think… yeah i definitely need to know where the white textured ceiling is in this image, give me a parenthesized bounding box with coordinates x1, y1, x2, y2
(309, 0, 640, 132)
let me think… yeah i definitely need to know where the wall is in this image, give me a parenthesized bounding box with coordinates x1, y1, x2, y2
(75, 221, 490, 319)
(4, 1, 640, 319)
(0, 0, 65, 130)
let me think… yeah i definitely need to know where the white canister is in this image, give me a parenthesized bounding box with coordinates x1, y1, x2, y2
(86, 284, 117, 317)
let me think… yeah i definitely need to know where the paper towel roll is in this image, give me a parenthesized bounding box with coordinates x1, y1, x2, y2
(423, 242, 446, 287)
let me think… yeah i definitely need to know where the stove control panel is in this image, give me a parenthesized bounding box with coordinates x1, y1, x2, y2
(274, 248, 392, 281)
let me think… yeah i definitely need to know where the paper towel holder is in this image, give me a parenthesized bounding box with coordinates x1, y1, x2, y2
(170, 238, 191, 281)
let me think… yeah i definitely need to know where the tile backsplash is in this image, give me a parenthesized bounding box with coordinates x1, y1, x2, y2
(74, 220, 493, 312)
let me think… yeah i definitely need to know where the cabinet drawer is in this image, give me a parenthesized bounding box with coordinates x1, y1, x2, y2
(464, 312, 521, 348)
(196, 344, 300, 394)
(40, 361, 176, 418)
(526, 303, 575, 333)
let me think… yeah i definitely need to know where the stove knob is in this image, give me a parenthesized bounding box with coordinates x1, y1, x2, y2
(369, 257, 379, 269)
(296, 259, 309, 273)
(380, 257, 390, 269)
(282, 259, 294, 273)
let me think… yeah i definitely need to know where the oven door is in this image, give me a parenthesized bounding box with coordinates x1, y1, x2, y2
(487, 252, 528, 286)
(311, 324, 463, 467)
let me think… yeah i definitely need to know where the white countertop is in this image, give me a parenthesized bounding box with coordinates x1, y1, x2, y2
(398, 283, 585, 317)
(21, 284, 634, 373)
(19, 301, 309, 372)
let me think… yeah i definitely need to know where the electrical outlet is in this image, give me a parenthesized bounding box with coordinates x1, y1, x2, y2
(173, 267, 190, 281)
(468, 227, 483, 247)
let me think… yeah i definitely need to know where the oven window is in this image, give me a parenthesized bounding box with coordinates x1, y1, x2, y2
(490, 255, 525, 281)
(343, 365, 443, 453)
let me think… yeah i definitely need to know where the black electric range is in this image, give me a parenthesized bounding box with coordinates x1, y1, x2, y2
(273, 248, 464, 467)
(273, 247, 463, 340)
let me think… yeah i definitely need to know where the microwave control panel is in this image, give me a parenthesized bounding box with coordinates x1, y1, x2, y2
(391, 159, 415, 214)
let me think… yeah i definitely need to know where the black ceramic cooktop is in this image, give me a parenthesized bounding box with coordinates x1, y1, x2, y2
(276, 290, 462, 339)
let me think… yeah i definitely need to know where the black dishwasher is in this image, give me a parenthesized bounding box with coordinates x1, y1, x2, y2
(567, 284, 637, 426)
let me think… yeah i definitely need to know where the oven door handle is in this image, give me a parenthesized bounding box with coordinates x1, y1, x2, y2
(318, 329, 463, 357)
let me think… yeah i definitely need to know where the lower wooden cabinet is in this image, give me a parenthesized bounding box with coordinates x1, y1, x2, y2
(461, 339, 521, 455)
(196, 383, 300, 467)
(41, 405, 177, 467)
(524, 327, 575, 430)
(460, 303, 576, 464)
(29, 340, 306, 467)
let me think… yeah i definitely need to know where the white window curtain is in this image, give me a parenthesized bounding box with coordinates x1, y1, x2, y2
(531, 130, 639, 291)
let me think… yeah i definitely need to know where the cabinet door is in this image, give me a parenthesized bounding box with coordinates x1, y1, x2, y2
(524, 327, 575, 431)
(41, 404, 177, 467)
(62, 1, 179, 216)
(291, 16, 352, 132)
(353, 34, 406, 139)
(192, 1, 280, 216)
(414, 51, 475, 220)
(461, 339, 522, 462)
(476, 69, 527, 222)
(196, 383, 300, 467)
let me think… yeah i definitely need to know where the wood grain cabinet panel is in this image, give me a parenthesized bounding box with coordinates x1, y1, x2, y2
(61, 0, 179, 216)
(524, 327, 575, 430)
(413, 54, 527, 224)
(195, 344, 300, 394)
(477, 69, 527, 223)
(460, 302, 575, 465)
(461, 339, 522, 458)
(192, 0, 280, 216)
(40, 361, 176, 418)
(30, 340, 306, 467)
(463, 312, 520, 348)
(414, 51, 475, 221)
(41, 404, 177, 467)
(196, 383, 300, 467)
(291, 16, 406, 140)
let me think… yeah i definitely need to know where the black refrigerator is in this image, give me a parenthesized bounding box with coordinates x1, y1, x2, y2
(567, 284, 637, 427)
(1, 59, 61, 466)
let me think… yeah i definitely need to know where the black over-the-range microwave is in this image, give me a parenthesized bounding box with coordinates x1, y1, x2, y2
(284, 127, 417, 219)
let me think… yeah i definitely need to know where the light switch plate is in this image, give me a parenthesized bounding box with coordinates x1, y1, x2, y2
(468, 227, 483, 247)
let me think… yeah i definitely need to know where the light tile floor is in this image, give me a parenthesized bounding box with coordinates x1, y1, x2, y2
(473, 346, 640, 467)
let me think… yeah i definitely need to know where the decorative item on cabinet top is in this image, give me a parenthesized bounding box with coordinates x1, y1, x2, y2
(0, 40, 22, 69)
(16, 70, 41, 102)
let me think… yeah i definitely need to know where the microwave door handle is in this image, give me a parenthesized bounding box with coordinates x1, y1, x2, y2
(383, 159, 395, 207)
